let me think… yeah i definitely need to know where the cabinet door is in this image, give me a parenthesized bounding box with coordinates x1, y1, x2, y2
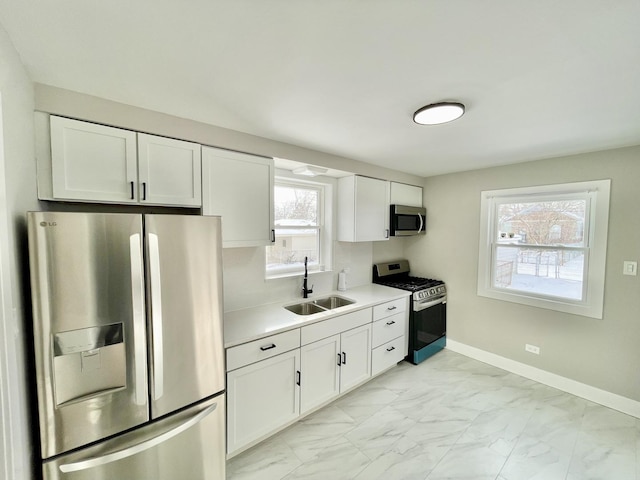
(339, 323, 372, 392)
(137, 133, 202, 207)
(355, 176, 390, 241)
(226, 350, 300, 455)
(50, 116, 138, 203)
(390, 182, 423, 207)
(300, 334, 340, 415)
(202, 146, 274, 247)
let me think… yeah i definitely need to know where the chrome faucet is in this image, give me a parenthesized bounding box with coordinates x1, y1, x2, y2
(302, 256, 313, 298)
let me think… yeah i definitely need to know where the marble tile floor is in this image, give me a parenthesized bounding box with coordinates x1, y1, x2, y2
(226, 349, 639, 480)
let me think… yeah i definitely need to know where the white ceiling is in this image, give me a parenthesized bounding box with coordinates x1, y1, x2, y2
(1, 0, 639, 177)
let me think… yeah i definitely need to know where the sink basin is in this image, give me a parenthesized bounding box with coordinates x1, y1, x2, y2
(284, 295, 356, 315)
(312, 296, 355, 309)
(284, 302, 326, 315)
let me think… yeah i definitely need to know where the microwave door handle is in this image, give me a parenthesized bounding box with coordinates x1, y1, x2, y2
(418, 213, 424, 233)
(59, 402, 218, 473)
(148, 233, 164, 401)
(129, 234, 147, 406)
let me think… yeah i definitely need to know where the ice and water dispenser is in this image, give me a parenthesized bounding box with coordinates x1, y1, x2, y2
(52, 323, 126, 405)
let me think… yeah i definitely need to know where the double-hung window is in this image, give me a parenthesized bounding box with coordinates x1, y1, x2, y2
(266, 179, 326, 277)
(477, 179, 610, 318)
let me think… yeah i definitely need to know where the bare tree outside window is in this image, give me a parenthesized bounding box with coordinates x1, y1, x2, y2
(494, 200, 587, 300)
(267, 183, 321, 274)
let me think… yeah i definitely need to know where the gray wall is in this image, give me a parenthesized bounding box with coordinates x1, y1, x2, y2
(405, 146, 640, 402)
(0, 22, 37, 480)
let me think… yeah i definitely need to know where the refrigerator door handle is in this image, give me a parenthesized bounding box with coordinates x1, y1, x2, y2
(148, 233, 164, 400)
(58, 402, 219, 473)
(129, 234, 147, 406)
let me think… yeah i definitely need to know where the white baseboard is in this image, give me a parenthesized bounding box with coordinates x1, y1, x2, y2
(446, 339, 640, 419)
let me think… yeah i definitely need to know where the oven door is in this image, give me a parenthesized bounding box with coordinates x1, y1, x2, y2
(390, 205, 426, 236)
(409, 296, 446, 364)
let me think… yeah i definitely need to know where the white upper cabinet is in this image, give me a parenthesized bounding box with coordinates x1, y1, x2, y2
(338, 175, 390, 242)
(390, 182, 423, 207)
(50, 116, 138, 204)
(202, 146, 274, 248)
(46, 115, 202, 206)
(137, 133, 201, 206)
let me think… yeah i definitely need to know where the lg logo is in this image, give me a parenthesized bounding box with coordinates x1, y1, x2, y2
(39, 221, 57, 227)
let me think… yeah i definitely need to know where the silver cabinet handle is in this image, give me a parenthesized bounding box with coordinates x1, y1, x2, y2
(148, 233, 164, 401)
(418, 213, 424, 233)
(384, 229, 389, 239)
(129, 234, 147, 406)
(59, 402, 218, 473)
(260, 344, 276, 351)
(386, 320, 396, 326)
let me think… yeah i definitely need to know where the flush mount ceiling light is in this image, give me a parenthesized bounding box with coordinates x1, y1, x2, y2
(413, 102, 465, 125)
(292, 165, 328, 177)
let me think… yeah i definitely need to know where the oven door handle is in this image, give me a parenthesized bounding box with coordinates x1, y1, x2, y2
(414, 295, 446, 311)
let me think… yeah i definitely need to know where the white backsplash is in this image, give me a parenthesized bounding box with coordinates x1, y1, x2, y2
(222, 241, 374, 312)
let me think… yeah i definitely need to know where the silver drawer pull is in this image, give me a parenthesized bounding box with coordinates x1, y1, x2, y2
(386, 320, 396, 326)
(260, 344, 276, 351)
(387, 306, 397, 311)
(386, 346, 395, 352)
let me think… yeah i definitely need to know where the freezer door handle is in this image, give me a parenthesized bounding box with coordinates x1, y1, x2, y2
(58, 402, 219, 473)
(129, 234, 147, 406)
(148, 233, 164, 400)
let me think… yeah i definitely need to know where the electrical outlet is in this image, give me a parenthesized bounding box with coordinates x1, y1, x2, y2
(623, 261, 637, 276)
(525, 344, 540, 355)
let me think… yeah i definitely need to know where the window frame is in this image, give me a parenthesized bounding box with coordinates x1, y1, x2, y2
(477, 179, 610, 319)
(265, 175, 332, 279)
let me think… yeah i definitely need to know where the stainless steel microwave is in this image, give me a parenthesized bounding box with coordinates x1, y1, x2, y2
(390, 204, 426, 236)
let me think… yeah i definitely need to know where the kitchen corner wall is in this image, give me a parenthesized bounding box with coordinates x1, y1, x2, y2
(404, 145, 640, 403)
(0, 21, 38, 480)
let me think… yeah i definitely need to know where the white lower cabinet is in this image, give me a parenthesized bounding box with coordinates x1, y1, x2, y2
(299, 323, 372, 415)
(372, 335, 405, 376)
(339, 324, 372, 392)
(299, 335, 340, 414)
(226, 349, 300, 455)
(226, 300, 407, 456)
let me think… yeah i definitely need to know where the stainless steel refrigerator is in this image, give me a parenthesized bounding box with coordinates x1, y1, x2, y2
(27, 212, 226, 479)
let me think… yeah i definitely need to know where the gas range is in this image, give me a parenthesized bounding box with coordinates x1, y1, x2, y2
(373, 259, 447, 365)
(372, 260, 446, 303)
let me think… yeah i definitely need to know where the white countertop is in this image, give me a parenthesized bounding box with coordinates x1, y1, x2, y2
(224, 284, 411, 348)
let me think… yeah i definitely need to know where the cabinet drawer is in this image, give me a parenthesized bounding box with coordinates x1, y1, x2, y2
(301, 308, 371, 346)
(373, 298, 407, 322)
(226, 329, 300, 371)
(372, 312, 406, 348)
(371, 336, 405, 376)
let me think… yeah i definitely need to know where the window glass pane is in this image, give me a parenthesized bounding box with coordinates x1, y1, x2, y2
(497, 200, 586, 245)
(274, 185, 318, 226)
(493, 246, 584, 300)
(267, 228, 319, 271)
(267, 183, 321, 274)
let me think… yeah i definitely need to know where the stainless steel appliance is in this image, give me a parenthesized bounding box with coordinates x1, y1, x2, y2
(389, 204, 426, 236)
(373, 260, 446, 364)
(27, 212, 226, 479)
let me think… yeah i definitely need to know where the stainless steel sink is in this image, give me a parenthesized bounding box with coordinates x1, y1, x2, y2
(284, 295, 355, 315)
(284, 302, 326, 315)
(312, 295, 355, 309)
